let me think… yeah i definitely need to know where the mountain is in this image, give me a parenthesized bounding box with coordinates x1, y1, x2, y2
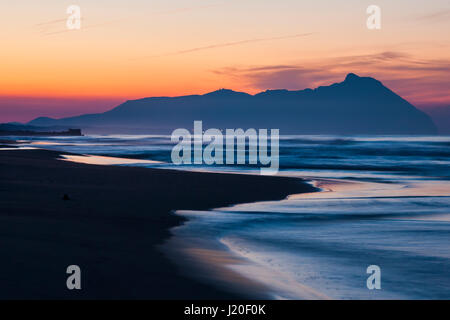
(423, 106, 450, 134)
(28, 73, 437, 134)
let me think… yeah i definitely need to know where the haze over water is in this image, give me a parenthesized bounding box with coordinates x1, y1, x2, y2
(12, 134, 450, 299)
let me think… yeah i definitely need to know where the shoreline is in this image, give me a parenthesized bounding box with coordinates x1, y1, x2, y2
(0, 144, 317, 299)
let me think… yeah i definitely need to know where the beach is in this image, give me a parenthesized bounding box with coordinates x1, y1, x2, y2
(0, 143, 316, 299)
(1, 134, 449, 300)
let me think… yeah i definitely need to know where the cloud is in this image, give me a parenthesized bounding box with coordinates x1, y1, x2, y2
(213, 51, 450, 106)
(40, 19, 123, 36)
(36, 2, 224, 36)
(418, 9, 450, 22)
(214, 65, 331, 90)
(133, 33, 314, 60)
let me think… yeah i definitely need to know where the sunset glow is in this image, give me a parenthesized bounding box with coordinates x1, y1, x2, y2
(1, 0, 449, 122)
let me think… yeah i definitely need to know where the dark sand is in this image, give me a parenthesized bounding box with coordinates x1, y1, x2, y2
(0, 147, 316, 299)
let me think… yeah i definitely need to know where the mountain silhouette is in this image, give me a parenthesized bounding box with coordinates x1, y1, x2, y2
(28, 73, 437, 134)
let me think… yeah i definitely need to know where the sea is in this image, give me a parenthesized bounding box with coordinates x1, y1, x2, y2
(9, 134, 450, 299)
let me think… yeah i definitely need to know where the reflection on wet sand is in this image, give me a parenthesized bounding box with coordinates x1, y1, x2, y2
(166, 177, 450, 299)
(61, 154, 163, 165)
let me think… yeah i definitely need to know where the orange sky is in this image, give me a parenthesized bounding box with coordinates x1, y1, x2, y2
(1, 0, 449, 122)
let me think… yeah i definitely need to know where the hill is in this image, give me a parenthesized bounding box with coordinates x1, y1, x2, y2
(28, 73, 437, 135)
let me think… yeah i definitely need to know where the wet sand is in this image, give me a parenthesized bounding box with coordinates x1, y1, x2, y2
(0, 146, 316, 299)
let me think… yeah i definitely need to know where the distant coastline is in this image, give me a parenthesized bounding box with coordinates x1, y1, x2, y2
(0, 128, 82, 136)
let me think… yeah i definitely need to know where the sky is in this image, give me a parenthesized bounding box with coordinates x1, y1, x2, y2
(0, 0, 449, 122)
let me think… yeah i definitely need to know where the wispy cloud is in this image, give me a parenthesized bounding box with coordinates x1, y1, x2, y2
(132, 33, 314, 60)
(39, 19, 122, 36)
(418, 9, 450, 22)
(213, 65, 329, 90)
(36, 3, 224, 36)
(213, 51, 450, 106)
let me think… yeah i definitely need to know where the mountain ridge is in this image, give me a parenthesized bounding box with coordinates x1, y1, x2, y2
(27, 73, 438, 135)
